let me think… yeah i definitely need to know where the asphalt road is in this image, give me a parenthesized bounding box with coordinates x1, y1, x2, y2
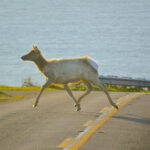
(0, 90, 149, 150)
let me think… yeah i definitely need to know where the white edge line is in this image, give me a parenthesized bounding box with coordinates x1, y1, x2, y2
(63, 93, 143, 150)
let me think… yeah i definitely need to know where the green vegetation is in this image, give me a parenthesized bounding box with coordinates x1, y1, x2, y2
(0, 84, 149, 92)
(0, 84, 149, 105)
(0, 85, 41, 91)
(48, 84, 150, 92)
(105, 85, 149, 92)
(0, 91, 9, 95)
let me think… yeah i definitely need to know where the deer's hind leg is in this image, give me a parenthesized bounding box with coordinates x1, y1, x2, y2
(92, 78, 118, 109)
(64, 84, 81, 111)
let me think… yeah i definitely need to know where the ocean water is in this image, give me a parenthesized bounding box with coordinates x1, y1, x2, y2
(0, 0, 150, 86)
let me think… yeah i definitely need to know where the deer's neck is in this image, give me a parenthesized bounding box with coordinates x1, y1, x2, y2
(34, 55, 47, 71)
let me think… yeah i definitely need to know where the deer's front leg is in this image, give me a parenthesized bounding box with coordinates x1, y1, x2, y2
(33, 79, 52, 108)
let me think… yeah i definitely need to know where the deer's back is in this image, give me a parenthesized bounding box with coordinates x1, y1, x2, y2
(43, 57, 98, 83)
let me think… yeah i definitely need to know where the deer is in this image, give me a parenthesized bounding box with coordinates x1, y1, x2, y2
(21, 45, 118, 111)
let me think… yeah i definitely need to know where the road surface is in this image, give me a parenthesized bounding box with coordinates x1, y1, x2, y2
(0, 90, 150, 150)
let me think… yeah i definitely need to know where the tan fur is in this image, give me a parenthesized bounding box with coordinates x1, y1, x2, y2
(21, 45, 118, 111)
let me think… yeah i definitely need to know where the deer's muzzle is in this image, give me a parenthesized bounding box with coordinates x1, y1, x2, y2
(21, 55, 28, 61)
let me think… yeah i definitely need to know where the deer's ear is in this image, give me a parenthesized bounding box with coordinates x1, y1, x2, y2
(32, 44, 38, 50)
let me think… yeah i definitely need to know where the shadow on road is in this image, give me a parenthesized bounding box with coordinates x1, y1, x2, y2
(112, 115, 150, 125)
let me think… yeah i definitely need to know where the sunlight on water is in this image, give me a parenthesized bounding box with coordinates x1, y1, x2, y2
(0, 0, 150, 86)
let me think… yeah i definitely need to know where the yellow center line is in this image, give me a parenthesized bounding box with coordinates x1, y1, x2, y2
(116, 93, 132, 102)
(99, 107, 109, 113)
(69, 110, 117, 150)
(83, 120, 93, 127)
(64, 93, 144, 150)
(99, 94, 133, 114)
(117, 93, 144, 109)
(58, 138, 73, 148)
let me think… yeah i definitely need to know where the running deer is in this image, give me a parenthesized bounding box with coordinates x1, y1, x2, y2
(21, 45, 118, 111)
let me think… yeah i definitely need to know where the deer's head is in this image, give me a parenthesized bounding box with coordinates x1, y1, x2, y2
(21, 45, 41, 61)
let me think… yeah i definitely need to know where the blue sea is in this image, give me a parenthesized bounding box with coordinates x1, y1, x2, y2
(0, 0, 150, 86)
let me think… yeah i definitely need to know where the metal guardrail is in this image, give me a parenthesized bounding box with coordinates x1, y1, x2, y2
(99, 76, 150, 87)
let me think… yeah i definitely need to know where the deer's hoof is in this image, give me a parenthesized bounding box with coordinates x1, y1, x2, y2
(76, 104, 81, 111)
(33, 104, 37, 108)
(113, 103, 119, 110)
(74, 102, 80, 107)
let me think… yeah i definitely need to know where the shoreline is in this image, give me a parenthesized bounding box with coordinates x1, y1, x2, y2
(0, 84, 149, 105)
(0, 84, 149, 92)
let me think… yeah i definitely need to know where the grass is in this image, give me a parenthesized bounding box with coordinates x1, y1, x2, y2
(0, 91, 9, 95)
(0, 85, 41, 91)
(0, 84, 149, 104)
(49, 84, 150, 92)
(105, 85, 149, 92)
(0, 84, 149, 92)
